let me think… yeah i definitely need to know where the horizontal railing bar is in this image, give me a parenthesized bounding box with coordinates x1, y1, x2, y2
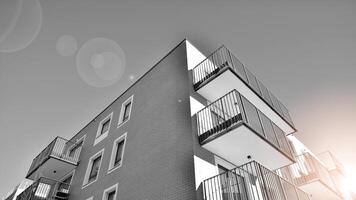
(202, 160, 309, 200)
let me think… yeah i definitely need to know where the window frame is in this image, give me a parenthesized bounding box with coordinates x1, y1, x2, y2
(108, 133, 127, 173)
(82, 148, 104, 189)
(117, 95, 134, 128)
(94, 112, 113, 146)
(102, 183, 118, 200)
(122, 102, 132, 122)
(67, 135, 86, 159)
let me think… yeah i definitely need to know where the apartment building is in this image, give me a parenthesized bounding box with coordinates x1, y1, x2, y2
(4, 39, 346, 200)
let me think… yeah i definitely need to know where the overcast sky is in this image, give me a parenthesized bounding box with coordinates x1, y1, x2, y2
(1, 0, 356, 195)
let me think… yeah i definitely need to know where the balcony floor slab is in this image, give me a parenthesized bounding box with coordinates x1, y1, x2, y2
(27, 157, 76, 180)
(201, 124, 293, 170)
(299, 180, 342, 200)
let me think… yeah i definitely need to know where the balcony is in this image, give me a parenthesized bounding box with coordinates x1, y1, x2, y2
(16, 177, 70, 200)
(317, 151, 346, 196)
(196, 90, 294, 170)
(202, 161, 310, 200)
(26, 137, 81, 180)
(192, 46, 295, 135)
(277, 153, 342, 200)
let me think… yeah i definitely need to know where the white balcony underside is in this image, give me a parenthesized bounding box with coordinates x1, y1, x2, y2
(196, 69, 294, 134)
(202, 125, 293, 170)
(28, 157, 76, 180)
(299, 181, 342, 200)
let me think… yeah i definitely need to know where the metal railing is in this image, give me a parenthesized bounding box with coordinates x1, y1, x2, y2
(192, 46, 294, 127)
(317, 151, 347, 196)
(277, 153, 341, 197)
(27, 137, 81, 178)
(196, 90, 293, 160)
(202, 161, 310, 200)
(16, 177, 70, 200)
(317, 151, 345, 172)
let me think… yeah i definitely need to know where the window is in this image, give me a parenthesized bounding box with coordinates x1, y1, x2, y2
(123, 102, 131, 122)
(67, 135, 86, 160)
(94, 112, 113, 146)
(114, 140, 124, 166)
(101, 119, 111, 135)
(118, 95, 134, 127)
(108, 133, 127, 173)
(89, 155, 101, 182)
(82, 149, 104, 188)
(69, 141, 83, 158)
(102, 183, 118, 200)
(107, 191, 116, 200)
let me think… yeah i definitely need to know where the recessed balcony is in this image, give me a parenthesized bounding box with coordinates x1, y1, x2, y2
(195, 90, 294, 170)
(16, 177, 70, 200)
(192, 46, 295, 135)
(277, 153, 343, 200)
(26, 137, 81, 180)
(202, 161, 310, 200)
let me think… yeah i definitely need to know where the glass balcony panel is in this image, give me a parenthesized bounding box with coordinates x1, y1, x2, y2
(244, 68, 262, 96)
(257, 80, 273, 106)
(240, 95, 264, 136)
(258, 110, 279, 148)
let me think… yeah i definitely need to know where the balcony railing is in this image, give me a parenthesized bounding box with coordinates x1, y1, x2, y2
(202, 161, 310, 200)
(196, 89, 293, 160)
(277, 153, 341, 197)
(27, 137, 81, 178)
(192, 46, 294, 128)
(317, 151, 344, 172)
(16, 177, 70, 200)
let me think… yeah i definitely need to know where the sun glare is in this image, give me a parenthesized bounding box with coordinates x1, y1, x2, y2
(339, 167, 356, 199)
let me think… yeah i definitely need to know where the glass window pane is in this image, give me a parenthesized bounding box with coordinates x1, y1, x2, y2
(107, 191, 116, 200)
(89, 155, 101, 182)
(69, 141, 83, 158)
(114, 140, 125, 166)
(101, 119, 111, 134)
(123, 102, 131, 121)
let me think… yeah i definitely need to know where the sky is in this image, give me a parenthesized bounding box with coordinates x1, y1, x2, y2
(1, 0, 356, 195)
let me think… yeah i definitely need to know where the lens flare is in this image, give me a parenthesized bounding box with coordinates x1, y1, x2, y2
(76, 38, 126, 88)
(129, 74, 135, 81)
(0, 0, 42, 53)
(0, 0, 22, 44)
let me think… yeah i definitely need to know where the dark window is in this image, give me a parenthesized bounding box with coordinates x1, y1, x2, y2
(89, 155, 101, 182)
(107, 191, 116, 200)
(123, 102, 131, 122)
(69, 141, 83, 158)
(114, 140, 125, 166)
(101, 119, 111, 135)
